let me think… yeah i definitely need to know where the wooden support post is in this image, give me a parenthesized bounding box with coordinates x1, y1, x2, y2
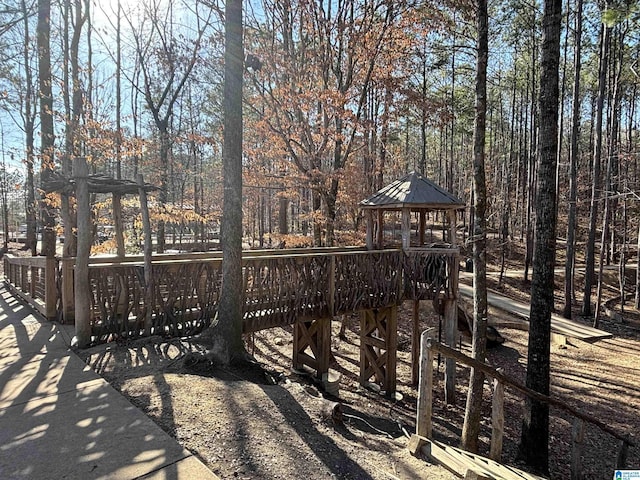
(416, 328, 435, 438)
(61, 258, 75, 323)
(74, 157, 92, 348)
(359, 307, 398, 395)
(376, 209, 384, 249)
(44, 256, 57, 319)
(443, 298, 457, 404)
(21, 264, 27, 292)
(419, 211, 426, 246)
(365, 210, 374, 250)
(29, 266, 36, 298)
(137, 174, 153, 335)
(412, 299, 420, 387)
(490, 375, 504, 461)
(571, 418, 585, 480)
(293, 317, 331, 381)
(401, 207, 411, 249)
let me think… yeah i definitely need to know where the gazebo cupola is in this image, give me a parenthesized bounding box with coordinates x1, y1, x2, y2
(359, 171, 466, 250)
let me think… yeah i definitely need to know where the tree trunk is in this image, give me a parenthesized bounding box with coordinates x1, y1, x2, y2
(582, 19, 611, 317)
(37, 0, 57, 258)
(21, 0, 37, 255)
(563, 0, 583, 319)
(199, 0, 245, 364)
(519, 0, 562, 473)
(461, 0, 488, 454)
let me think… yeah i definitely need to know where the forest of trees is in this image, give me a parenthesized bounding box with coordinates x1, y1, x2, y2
(0, 0, 637, 287)
(0, 0, 637, 279)
(1, 0, 638, 473)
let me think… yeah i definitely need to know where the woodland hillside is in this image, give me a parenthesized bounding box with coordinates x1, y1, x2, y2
(1, 0, 640, 478)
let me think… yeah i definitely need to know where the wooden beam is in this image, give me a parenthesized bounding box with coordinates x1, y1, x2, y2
(570, 418, 584, 480)
(401, 208, 411, 249)
(138, 174, 153, 335)
(412, 300, 420, 387)
(427, 338, 636, 447)
(74, 157, 92, 348)
(44, 257, 57, 319)
(416, 328, 435, 438)
(490, 376, 504, 462)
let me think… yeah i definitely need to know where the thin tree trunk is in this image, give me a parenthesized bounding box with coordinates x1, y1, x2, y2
(563, 0, 583, 319)
(461, 0, 488, 453)
(38, 0, 57, 258)
(582, 19, 611, 317)
(21, 0, 37, 255)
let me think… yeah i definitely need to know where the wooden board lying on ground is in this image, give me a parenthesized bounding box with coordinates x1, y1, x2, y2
(411, 435, 547, 480)
(458, 284, 612, 342)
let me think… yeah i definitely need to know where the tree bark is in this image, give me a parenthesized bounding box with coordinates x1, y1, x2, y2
(37, 0, 57, 258)
(519, 0, 562, 473)
(461, 0, 488, 454)
(582, 18, 610, 317)
(563, 0, 583, 319)
(199, 0, 245, 364)
(21, 0, 37, 255)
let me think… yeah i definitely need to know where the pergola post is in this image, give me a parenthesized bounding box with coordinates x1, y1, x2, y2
(401, 207, 411, 250)
(365, 209, 374, 250)
(376, 209, 384, 249)
(74, 158, 91, 348)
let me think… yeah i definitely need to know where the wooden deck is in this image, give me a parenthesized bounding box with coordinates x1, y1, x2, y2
(411, 436, 547, 480)
(458, 283, 612, 342)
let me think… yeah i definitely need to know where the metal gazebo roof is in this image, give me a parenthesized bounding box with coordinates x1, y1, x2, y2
(359, 171, 465, 210)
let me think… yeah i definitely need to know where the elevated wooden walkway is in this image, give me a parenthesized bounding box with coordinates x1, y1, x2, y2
(458, 283, 612, 342)
(411, 436, 546, 480)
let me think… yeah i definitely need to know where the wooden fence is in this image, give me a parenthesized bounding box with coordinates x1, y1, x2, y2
(5, 246, 458, 343)
(414, 330, 635, 479)
(3, 254, 57, 319)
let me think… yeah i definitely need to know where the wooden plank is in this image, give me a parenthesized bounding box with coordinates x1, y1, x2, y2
(571, 418, 584, 480)
(418, 438, 548, 480)
(416, 328, 435, 438)
(490, 376, 504, 461)
(458, 283, 612, 341)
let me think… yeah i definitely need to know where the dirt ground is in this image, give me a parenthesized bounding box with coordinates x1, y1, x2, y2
(3, 241, 639, 479)
(77, 279, 640, 480)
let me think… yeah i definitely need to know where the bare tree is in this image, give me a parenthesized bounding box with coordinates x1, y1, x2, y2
(519, 0, 562, 473)
(461, 0, 489, 453)
(129, 0, 213, 253)
(563, 0, 583, 319)
(199, 0, 245, 364)
(37, 0, 56, 257)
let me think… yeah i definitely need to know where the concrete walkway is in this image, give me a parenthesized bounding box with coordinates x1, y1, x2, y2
(0, 286, 219, 480)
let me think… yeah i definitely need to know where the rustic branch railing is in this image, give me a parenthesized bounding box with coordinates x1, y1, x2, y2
(5, 246, 459, 344)
(415, 330, 635, 478)
(3, 254, 57, 319)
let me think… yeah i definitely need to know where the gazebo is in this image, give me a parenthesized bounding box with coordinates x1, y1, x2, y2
(360, 171, 466, 397)
(359, 170, 465, 251)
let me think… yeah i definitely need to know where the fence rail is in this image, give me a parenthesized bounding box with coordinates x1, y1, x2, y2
(4, 246, 459, 343)
(415, 331, 634, 478)
(3, 254, 57, 319)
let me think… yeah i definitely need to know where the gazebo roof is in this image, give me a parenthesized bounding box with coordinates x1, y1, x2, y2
(359, 171, 465, 210)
